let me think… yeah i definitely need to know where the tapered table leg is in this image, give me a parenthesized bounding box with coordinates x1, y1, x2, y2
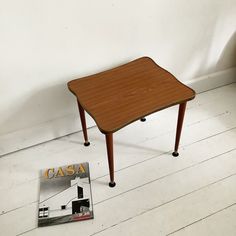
(77, 100, 90, 146)
(105, 133, 116, 187)
(172, 102, 187, 157)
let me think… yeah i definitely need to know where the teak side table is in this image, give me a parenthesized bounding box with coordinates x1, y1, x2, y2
(68, 57, 195, 187)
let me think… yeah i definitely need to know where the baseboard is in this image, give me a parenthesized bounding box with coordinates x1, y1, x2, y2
(0, 114, 95, 156)
(185, 67, 236, 93)
(1, 67, 235, 156)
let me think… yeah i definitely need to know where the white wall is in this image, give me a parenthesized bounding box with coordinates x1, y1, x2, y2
(0, 0, 236, 155)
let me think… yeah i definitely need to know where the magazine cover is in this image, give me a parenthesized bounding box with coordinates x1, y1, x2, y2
(38, 162, 93, 227)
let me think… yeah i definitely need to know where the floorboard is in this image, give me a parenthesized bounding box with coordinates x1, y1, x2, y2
(0, 83, 235, 236)
(168, 203, 236, 236)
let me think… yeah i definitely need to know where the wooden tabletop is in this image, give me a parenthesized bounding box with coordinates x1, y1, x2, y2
(68, 57, 195, 134)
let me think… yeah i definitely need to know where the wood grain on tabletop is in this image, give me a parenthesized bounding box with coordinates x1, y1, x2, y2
(68, 57, 195, 133)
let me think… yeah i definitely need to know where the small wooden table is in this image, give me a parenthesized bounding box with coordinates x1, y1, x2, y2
(68, 57, 195, 187)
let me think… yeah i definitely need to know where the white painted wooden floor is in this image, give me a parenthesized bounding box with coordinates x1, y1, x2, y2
(0, 83, 236, 236)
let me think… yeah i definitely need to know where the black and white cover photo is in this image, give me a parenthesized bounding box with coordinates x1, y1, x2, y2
(38, 162, 93, 227)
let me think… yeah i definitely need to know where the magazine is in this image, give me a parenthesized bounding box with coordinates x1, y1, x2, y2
(38, 162, 93, 227)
